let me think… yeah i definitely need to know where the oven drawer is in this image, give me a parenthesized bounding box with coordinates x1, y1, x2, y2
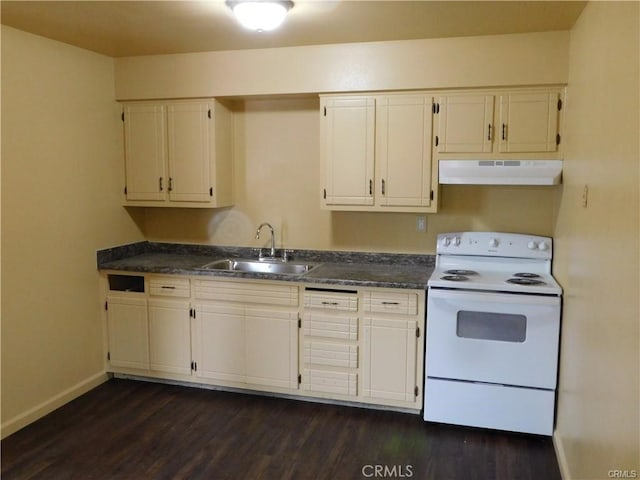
(424, 378, 555, 436)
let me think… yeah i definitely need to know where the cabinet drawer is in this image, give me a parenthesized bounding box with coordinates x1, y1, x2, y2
(304, 341, 358, 369)
(303, 291, 358, 312)
(303, 312, 358, 341)
(193, 279, 298, 307)
(363, 291, 418, 315)
(301, 369, 357, 396)
(149, 277, 190, 298)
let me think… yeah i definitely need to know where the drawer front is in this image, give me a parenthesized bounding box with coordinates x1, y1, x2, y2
(363, 291, 418, 315)
(193, 279, 298, 307)
(149, 277, 190, 298)
(303, 291, 358, 312)
(304, 341, 358, 369)
(302, 369, 357, 396)
(303, 312, 358, 341)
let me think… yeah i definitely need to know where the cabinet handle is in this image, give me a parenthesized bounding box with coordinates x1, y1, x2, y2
(369, 179, 373, 196)
(321, 301, 339, 306)
(161, 285, 176, 289)
(381, 301, 400, 305)
(487, 124, 492, 141)
(159, 177, 163, 192)
(502, 123, 506, 141)
(168, 177, 173, 192)
(381, 179, 386, 195)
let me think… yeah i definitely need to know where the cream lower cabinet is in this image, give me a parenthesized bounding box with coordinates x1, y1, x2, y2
(103, 273, 424, 412)
(191, 278, 299, 391)
(300, 286, 425, 410)
(148, 276, 192, 376)
(300, 289, 359, 398)
(361, 290, 424, 407)
(106, 294, 149, 370)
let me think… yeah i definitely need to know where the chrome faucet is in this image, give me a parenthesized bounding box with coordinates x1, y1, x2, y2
(255, 222, 276, 258)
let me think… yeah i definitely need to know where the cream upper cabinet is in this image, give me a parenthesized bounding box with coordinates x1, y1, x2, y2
(321, 96, 376, 207)
(122, 103, 167, 201)
(122, 99, 233, 208)
(376, 95, 433, 208)
(435, 88, 563, 157)
(498, 92, 560, 153)
(320, 93, 436, 213)
(436, 94, 494, 153)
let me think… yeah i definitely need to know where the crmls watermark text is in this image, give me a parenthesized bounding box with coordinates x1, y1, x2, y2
(608, 470, 638, 478)
(361, 464, 414, 478)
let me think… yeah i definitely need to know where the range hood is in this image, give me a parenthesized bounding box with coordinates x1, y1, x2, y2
(439, 160, 562, 186)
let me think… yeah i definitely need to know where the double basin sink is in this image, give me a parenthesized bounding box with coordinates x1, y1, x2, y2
(200, 258, 319, 276)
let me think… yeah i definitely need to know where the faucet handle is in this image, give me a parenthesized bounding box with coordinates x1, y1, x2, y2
(283, 249, 294, 262)
(253, 248, 264, 259)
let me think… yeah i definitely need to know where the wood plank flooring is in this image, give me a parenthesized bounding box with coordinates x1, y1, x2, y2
(1, 378, 561, 480)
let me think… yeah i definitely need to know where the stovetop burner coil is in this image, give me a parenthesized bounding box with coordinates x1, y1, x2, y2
(506, 278, 546, 286)
(513, 272, 542, 278)
(441, 275, 470, 282)
(444, 269, 479, 276)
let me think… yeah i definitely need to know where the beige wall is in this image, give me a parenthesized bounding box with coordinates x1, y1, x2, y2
(553, 2, 640, 479)
(114, 31, 569, 99)
(1, 26, 144, 437)
(143, 97, 559, 252)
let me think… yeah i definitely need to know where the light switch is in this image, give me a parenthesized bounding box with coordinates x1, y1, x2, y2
(582, 185, 589, 208)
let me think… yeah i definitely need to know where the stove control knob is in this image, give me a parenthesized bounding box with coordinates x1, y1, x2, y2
(488, 238, 499, 248)
(452, 236, 461, 247)
(441, 236, 451, 247)
(528, 241, 538, 250)
(538, 241, 549, 251)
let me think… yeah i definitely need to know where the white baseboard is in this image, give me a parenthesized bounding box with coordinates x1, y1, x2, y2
(1, 371, 109, 439)
(553, 430, 571, 480)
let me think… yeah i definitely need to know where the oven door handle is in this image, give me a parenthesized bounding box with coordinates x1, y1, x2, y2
(428, 288, 560, 306)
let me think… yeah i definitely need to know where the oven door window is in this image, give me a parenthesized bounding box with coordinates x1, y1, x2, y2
(456, 311, 527, 343)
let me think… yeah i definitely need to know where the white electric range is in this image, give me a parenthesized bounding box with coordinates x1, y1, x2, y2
(424, 232, 562, 436)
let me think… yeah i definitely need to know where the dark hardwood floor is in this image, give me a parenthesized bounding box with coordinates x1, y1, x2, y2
(2, 378, 561, 480)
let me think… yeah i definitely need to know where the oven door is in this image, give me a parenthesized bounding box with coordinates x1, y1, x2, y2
(426, 288, 560, 389)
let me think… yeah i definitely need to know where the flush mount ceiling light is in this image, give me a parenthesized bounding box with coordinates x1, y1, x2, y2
(226, 0, 294, 32)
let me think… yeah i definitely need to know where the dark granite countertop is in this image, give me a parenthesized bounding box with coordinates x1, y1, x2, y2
(97, 242, 434, 290)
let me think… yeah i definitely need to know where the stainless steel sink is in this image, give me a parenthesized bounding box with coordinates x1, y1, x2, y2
(200, 258, 319, 275)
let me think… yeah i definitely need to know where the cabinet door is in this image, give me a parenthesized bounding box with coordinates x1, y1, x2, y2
(106, 295, 149, 370)
(123, 104, 167, 201)
(321, 96, 375, 206)
(166, 101, 213, 203)
(498, 92, 560, 153)
(437, 94, 494, 153)
(245, 308, 298, 389)
(377, 95, 433, 207)
(148, 298, 191, 375)
(362, 317, 417, 402)
(193, 303, 245, 383)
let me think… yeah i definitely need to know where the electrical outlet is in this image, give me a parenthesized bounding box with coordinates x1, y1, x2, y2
(416, 215, 427, 232)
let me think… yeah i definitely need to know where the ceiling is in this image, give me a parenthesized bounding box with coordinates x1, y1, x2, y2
(1, 1, 587, 58)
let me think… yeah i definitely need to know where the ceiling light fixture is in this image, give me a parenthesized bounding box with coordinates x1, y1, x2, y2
(226, 0, 294, 32)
